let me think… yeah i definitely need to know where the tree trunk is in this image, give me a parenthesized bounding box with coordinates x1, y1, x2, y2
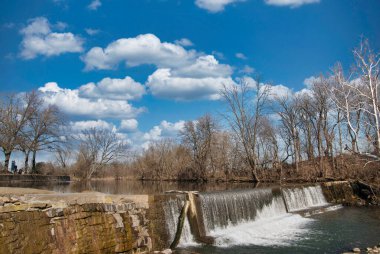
(31, 150, 37, 173)
(24, 151, 30, 173)
(4, 151, 11, 173)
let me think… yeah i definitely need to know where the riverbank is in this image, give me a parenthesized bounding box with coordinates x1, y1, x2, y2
(0, 174, 70, 182)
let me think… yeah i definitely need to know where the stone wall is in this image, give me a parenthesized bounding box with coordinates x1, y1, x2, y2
(0, 191, 156, 254)
(321, 180, 379, 206)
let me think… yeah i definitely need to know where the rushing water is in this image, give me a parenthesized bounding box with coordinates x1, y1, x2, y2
(180, 207, 380, 254)
(1, 180, 379, 253)
(163, 185, 380, 253)
(163, 197, 196, 246)
(282, 185, 329, 212)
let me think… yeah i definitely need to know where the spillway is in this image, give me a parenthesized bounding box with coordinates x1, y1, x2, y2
(163, 185, 336, 247)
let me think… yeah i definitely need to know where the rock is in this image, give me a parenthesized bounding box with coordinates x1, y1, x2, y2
(161, 249, 172, 254)
(367, 247, 373, 251)
(353, 248, 361, 253)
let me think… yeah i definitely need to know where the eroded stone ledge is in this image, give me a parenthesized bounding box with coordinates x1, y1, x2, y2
(0, 189, 153, 254)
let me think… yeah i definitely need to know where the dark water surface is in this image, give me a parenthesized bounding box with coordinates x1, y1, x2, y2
(0, 179, 261, 194)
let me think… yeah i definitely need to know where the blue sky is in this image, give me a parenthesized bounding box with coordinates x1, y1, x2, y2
(1, 0, 379, 150)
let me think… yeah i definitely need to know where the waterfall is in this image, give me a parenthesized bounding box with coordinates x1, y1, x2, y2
(162, 184, 335, 247)
(163, 197, 196, 246)
(282, 185, 329, 212)
(198, 188, 287, 233)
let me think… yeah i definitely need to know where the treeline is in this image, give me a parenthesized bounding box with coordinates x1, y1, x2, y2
(0, 92, 128, 178)
(131, 39, 380, 183)
(1, 39, 379, 183)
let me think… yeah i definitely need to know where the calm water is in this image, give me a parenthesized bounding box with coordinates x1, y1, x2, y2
(0, 179, 261, 194)
(1, 180, 379, 253)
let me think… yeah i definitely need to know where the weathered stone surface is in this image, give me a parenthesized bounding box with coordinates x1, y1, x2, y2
(0, 189, 154, 254)
(322, 180, 379, 206)
(321, 181, 355, 204)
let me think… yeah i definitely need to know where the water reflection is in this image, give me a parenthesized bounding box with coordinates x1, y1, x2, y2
(0, 179, 264, 195)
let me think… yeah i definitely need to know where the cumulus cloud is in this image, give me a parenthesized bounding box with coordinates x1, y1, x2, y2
(88, 0, 101, 10)
(120, 119, 138, 132)
(173, 55, 232, 78)
(82, 33, 197, 70)
(303, 75, 321, 88)
(141, 120, 185, 149)
(70, 120, 115, 132)
(195, 0, 245, 12)
(79, 76, 145, 100)
(239, 76, 292, 99)
(82, 33, 235, 101)
(147, 68, 236, 100)
(38, 82, 144, 119)
(174, 38, 194, 47)
(264, 0, 320, 7)
(267, 84, 293, 99)
(20, 17, 83, 59)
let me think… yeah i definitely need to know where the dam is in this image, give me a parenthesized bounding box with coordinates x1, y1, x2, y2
(0, 181, 379, 253)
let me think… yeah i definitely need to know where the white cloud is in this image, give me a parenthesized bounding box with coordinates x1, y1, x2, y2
(195, 0, 245, 12)
(141, 120, 185, 149)
(79, 76, 145, 100)
(38, 82, 144, 119)
(82, 33, 197, 70)
(264, 0, 320, 7)
(88, 0, 101, 10)
(174, 38, 194, 47)
(240, 76, 292, 99)
(120, 119, 138, 132)
(267, 84, 293, 99)
(235, 52, 247, 60)
(70, 120, 115, 132)
(85, 28, 100, 35)
(303, 75, 321, 88)
(82, 34, 235, 101)
(295, 88, 313, 97)
(20, 17, 83, 59)
(173, 55, 232, 78)
(147, 68, 236, 100)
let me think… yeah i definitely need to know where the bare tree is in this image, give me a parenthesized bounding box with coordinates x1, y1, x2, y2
(76, 128, 128, 179)
(352, 39, 380, 156)
(27, 104, 64, 173)
(55, 141, 72, 169)
(330, 39, 380, 160)
(275, 95, 301, 172)
(180, 114, 217, 181)
(0, 92, 39, 172)
(221, 78, 271, 182)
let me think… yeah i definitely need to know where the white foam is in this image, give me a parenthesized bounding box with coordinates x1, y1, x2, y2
(208, 196, 314, 247)
(210, 214, 313, 247)
(282, 185, 329, 212)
